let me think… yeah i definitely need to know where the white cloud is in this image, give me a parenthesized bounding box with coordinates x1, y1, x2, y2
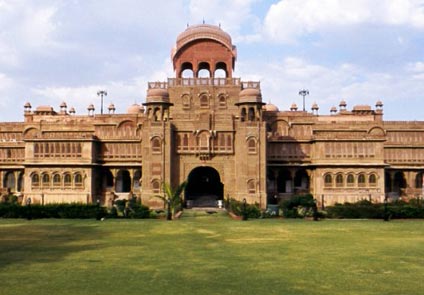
(188, 0, 261, 41)
(237, 56, 424, 118)
(263, 0, 424, 43)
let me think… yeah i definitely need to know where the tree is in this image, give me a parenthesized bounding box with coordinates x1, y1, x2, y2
(154, 181, 187, 220)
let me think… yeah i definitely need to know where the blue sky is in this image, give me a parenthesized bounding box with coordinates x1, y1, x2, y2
(0, 0, 423, 121)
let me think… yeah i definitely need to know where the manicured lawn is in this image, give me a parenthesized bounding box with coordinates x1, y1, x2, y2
(0, 214, 423, 295)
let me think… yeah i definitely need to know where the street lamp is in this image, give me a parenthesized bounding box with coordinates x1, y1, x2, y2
(298, 89, 309, 112)
(384, 196, 389, 221)
(97, 90, 107, 115)
(242, 198, 248, 221)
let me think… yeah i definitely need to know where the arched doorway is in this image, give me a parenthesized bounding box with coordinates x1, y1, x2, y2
(185, 166, 223, 207)
(116, 170, 131, 192)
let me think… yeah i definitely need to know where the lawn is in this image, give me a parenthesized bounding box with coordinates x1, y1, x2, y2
(0, 213, 423, 295)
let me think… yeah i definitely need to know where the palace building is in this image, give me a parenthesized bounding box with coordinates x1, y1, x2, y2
(1, 24, 423, 208)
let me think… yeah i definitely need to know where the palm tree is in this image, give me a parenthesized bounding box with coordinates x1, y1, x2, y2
(154, 181, 187, 220)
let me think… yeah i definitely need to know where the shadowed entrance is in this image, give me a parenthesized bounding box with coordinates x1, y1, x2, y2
(185, 166, 223, 207)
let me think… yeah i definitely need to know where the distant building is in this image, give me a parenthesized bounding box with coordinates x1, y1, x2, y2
(1, 24, 423, 208)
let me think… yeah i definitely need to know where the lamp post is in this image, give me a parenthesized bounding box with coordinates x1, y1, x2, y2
(242, 198, 248, 221)
(384, 196, 389, 221)
(26, 197, 32, 220)
(97, 90, 107, 115)
(298, 89, 309, 112)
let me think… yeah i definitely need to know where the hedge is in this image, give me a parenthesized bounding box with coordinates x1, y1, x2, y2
(326, 199, 424, 219)
(0, 203, 106, 219)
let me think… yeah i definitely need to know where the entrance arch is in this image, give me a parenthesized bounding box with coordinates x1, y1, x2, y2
(185, 166, 223, 207)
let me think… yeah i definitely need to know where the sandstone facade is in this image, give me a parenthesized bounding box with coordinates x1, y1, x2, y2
(1, 25, 423, 208)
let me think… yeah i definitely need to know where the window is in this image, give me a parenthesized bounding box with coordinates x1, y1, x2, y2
(151, 137, 162, 153)
(182, 94, 191, 108)
(53, 174, 61, 187)
(358, 174, 366, 187)
(74, 173, 83, 187)
(247, 138, 256, 154)
(42, 174, 50, 187)
(152, 180, 160, 194)
(248, 107, 255, 121)
(64, 173, 72, 187)
(240, 108, 246, 122)
(347, 174, 354, 187)
(248, 179, 256, 194)
(369, 174, 377, 187)
(324, 174, 332, 188)
(218, 95, 227, 108)
(335, 174, 344, 187)
(200, 94, 209, 108)
(32, 174, 40, 188)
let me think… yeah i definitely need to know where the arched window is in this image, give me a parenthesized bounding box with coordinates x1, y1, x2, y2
(133, 169, 142, 190)
(153, 108, 161, 121)
(152, 180, 160, 194)
(198, 132, 209, 151)
(151, 137, 162, 153)
(240, 108, 246, 122)
(335, 174, 344, 187)
(181, 62, 193, 78)
(347, 174, 354, 187)
(248, 107, 255, 121)
(3, 172, 15, 191)
(53, 174, 61, 187)
(200, 94, 209, 108)
(214, 69, 227, 78)
(247, 138, 256, 154)
(115, 170, 131, 192)
(324, 174, 332, 188)
(358, 174, 366, 187)
(215, 62, 227, 78)
(64, 173, 72, 187)
(369, 174, 377, 187)
(31, 174, 40, 188)
(182, 94, 191, 108)
(247, 179, 256, 194)
(42, 174, 50, 187)
(74, 173, 83, 187)
(218, 95, 227, 108)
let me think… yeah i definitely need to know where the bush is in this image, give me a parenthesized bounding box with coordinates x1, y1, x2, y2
(326, 198, 424, 219)
(326, 200, 382, 219)
(279, 194, 318, 218)
(0, 203, 106, 219)
(227, 198, 261, 219)
(109, 197, 151, 219)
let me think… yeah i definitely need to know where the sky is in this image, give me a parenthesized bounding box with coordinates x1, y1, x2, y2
(0, 0, 423, 122)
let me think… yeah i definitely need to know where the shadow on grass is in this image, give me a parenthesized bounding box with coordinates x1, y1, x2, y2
(0, 221, 105, 269)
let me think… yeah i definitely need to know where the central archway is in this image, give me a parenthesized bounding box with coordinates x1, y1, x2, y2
(185, 166, 223, 207)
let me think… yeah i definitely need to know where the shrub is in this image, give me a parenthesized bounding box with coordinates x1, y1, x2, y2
(326, 198, 424, 219)
(279, 194, 318, 218)
(227, 198, 261, 219)
(0, 203, 106, 219)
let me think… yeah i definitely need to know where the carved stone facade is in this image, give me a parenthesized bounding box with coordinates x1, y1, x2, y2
(1, 25, 423, 208)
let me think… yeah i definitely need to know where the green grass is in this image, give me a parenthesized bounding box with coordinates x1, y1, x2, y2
(0, 214, 423, 295)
